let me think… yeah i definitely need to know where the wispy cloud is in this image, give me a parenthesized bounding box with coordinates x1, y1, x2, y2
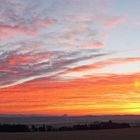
(0, 0, 137, 89)
(0, 47, 110, 88)
(103, 17, 125, 29)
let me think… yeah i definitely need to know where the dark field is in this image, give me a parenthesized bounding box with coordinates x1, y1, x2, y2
(0, 128, 140, 140)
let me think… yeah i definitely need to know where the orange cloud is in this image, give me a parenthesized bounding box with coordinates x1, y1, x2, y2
(0, 73, 140, 115)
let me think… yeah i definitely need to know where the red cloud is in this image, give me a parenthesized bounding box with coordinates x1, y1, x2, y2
(79, 41, 104, 48)
(0, 25, 37, 42)
(57, 57, 140, 76)
(104, 17, 125, 29)
(0, 19, 56, 43)
(93, 41, 104, 48)
(6, 52, 51, 65)
(96, 0, 111, 3)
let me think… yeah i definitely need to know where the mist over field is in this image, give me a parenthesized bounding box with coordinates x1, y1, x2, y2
(0, 115, 140, 127)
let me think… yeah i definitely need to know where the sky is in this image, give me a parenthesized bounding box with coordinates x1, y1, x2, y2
(0, 0, 140, 116)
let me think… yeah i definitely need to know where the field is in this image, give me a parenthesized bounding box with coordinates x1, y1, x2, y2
(0, 128, 140, 140)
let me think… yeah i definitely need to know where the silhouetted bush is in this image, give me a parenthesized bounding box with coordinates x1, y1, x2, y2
(58, 121, 130, 131)
(0, 120, 130, 132)
(0, 124, 30, 132)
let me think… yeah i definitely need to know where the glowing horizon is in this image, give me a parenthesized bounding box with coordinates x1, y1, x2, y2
(0, 0, 140, 115)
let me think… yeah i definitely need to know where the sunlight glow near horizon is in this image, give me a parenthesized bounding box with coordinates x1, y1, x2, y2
(134, 80, 140, 88)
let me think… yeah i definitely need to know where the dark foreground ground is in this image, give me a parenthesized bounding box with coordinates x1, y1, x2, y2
(0, 128, 140, 140)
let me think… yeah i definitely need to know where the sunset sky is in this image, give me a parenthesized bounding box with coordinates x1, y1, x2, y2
(0, 0, 140, 116)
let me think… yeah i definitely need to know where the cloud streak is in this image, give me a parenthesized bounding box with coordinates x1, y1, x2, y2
(103, 17, 125, 29)
(0, 0, 137, 88)
(0, 73, 140, 115)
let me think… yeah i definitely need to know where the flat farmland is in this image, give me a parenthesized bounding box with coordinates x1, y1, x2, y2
(0, 128, 140, 140)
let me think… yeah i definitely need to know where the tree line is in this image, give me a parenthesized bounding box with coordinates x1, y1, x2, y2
(0, 120, 130, 132)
